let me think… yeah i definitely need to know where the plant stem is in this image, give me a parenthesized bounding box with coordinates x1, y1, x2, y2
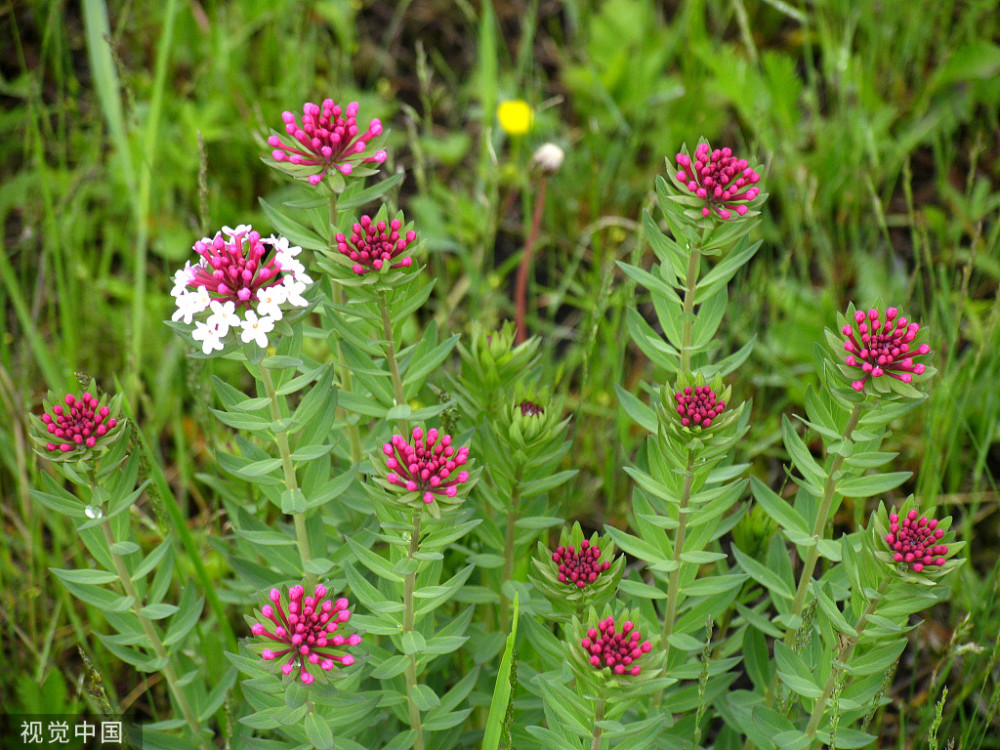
(379, 289, 409, 436)
(804, 580, 888, 742)
(328, 192, 363, 464)
(100, 522, 211, 750)
(591, 695, 606, 750)
(679, 241, 702, 372)
(785, 404, 863, 643)
(259, 365, 314, 588)
(499, 465, 524, 632)
(514, 176, 548, 344)
(403, 512, 425, 750)
(661, 452, 695, 662)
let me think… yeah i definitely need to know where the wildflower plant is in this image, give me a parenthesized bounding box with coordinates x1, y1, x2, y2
(27, 82, 966, 750)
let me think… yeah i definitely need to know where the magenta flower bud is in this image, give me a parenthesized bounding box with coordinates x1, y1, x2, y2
(841, 306, 932, 392)
(337, 212, 417, 275)
(674, 385, 725, 429)
(581, 616, 653, 675)
(250, 584, 360, 685)
(675, 141, 761, 220)
(884, 506, 950, 573)
(37, 391, 119, 454)
(267, 99, 385, 185)
(382, 425, 472, 508)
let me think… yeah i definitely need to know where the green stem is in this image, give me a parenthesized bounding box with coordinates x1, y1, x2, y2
(259, 365, 314, 588)
(785, 404, 864, 643)
(100, 521, 211, 750)
(591, 695, 606, 750)
(804, 580, 888, 741)
(499, 466, 524, 632)
(654, 451, 695, 712)
(379, 290, 409, 436)
(679, 241, 701, 372)
(403, 512, 425, 750)
(328, 192, 363, 464)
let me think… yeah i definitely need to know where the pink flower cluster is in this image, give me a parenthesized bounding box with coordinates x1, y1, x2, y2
(552, 540, 611, 589)
(581, 617, 652, 676)
(269, 100, 387, 185)
(676, 143, 761, 219)
(184, 229, 283, 308)
(674, 386, 725, 428)
(886, 509, 948, 573)
(41, 393, 117, 452)
(251, 585, 361, 685)
(519, 400, 545, 417)
(336, 215, 416, 275)
(384, 427, 470, 505)
(842, 307, 930, 392)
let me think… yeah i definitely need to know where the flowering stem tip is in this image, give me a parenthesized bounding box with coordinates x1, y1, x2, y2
(41, 393, 118, 452)
(674, 385, 725, 428)
(842, 306, 930, 392)
(675, 143, 761, 219)
(268, 99, 387, 185)
(553, 540, 610, 589)
(383, 427, 470, 505)
(581, 617, 653, 676)
(251, 585, 361, 684)
(336, 215, 416, 275)
(886, 509, 948, 573)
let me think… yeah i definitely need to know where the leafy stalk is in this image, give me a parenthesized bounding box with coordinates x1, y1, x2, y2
(379, 289, 409, 435)
(804, 579, 889, 742)
(258, 365, 313, 588)
(403, 512, 425, 750)
(99, 520, 210, 750)
(679, 243, 701, 372)
(499, 464, 524, 632)
(785, 403, 863, 641)
(591, 695, 606, 750)
(660, 453, 695, 657)
(328, 191, 363, 463)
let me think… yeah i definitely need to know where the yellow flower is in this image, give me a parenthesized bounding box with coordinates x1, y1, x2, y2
(497, 100, 533, 136)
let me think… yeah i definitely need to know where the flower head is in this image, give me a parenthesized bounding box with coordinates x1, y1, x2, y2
(250, 584, 361, 684)
(532, 143, 564, 174)
(519, 400, 544, 417)
(885, 509, 949, 573)
(268, 99, 386, 186)
(581, 616, 653, 676)
(841, 306, 931, 392)
(675, 142, 761, 220)
(497, 100, 533, 136)
(336, 215, 416, 275)
(169, 226, 311, 351)
(383, 426, 470, 506)
(38, 392, 118, 453)
(674, 385, 725, 428)
(553, 540, 611, 589)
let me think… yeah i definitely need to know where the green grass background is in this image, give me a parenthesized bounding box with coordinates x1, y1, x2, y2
(1, 0, 998, 745)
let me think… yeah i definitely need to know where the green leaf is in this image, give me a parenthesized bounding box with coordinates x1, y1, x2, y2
(750, 476, 810, 535)
(614, 384, 658, 433)
(163, 594, 203, 647)
(401, 631, 427, 655)
(109, 541, 140, 555)
(261, 355, 303, 370)
(603, 525, 670, 567)
(280, 489, 307, 514)
(304, 711, 335, 750)
(520, 470, 578, 497)
(782, 415, 826, 485)
(210, 408, 271, 432)
(372, 655, 410, 679)
(842, 638, 906, 677)
(337, 171, 406, 211)
(681, 573, 748, 596)
(132, 537, 173, 580)
(233, 529, 296, 546)
(410, 683, 440, 711)
(140, 603, 179, 620)
(774, 642, 823, 699)
(237, 457, 283, 477)
(50, 567, 119, 585)
(732, 544, 793, 600)
(30, 489, 86, 519)
(837, 472, 911, 497)
(345, 537, 404, 583)
(483, 593, 518, 750)
(618, 579, 668, 600)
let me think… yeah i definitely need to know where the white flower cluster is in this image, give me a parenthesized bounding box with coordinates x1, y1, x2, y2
(170, 227, 312, 355)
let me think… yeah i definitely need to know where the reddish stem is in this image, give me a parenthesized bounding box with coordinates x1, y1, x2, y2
(514, 177, 548, 344)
